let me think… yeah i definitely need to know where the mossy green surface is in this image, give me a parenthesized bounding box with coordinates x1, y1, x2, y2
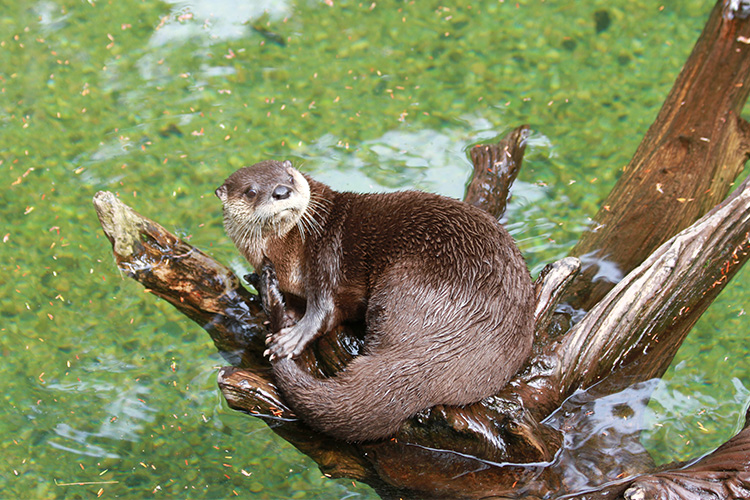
(1, 0, 748, 497)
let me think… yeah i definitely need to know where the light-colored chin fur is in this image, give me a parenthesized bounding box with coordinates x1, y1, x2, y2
(222, 169, 311, 269)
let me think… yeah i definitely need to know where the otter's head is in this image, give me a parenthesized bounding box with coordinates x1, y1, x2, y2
(215, 160, 311, 250)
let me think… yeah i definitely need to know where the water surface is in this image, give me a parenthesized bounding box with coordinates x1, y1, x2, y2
(1, 1, 748, 498)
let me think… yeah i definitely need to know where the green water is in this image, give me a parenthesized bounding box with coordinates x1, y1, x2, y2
(1, 0, 748, 498)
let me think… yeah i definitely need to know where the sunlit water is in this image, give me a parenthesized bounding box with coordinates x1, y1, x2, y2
(1, 1, 749, 498)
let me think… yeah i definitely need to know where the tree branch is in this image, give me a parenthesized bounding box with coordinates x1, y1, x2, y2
(464, 124, 530, 219)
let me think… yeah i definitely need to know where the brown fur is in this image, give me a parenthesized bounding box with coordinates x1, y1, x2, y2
(216, 160, 534, 442)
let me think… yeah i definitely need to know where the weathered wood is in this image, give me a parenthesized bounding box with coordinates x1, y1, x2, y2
(464, 124, 530, 219)
(92, 191, 266, 368)
(91, 123, 538, 499)
(563, 176, 750, 387)
(362, 172, 750, 497)
(532, 257, 581, 344)
(484, 174, 750, 476)
(569, 0, 750, 310)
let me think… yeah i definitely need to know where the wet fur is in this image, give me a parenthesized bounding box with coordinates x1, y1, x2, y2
(217, 161, 535, 442)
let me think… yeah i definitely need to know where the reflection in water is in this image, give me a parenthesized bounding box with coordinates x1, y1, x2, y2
(578, 250, 624, 284)
(544, 379, 661, 493)
(291, 123, 570, 275)
(47, 379, 155, 459)
(547, 373, 750, 491)
(133, 0, 293, 103)
(49, 424, 121, 459)
(541, 376, 750, 493)
(151, 0, 291, 46)
(298, 118, 554, 202)
(34, 1, 70, 33)
(299, 126, 475, 195)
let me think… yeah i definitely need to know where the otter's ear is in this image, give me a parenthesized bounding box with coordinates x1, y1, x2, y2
(282, 160, 292, 169)
(215, 185, 228, 202)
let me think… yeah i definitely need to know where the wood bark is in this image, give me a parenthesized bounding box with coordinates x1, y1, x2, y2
(92, 1, 750, 498)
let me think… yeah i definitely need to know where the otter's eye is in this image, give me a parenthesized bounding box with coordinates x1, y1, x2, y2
(244, 188, 257, 199)
(288, 175, 294, 185)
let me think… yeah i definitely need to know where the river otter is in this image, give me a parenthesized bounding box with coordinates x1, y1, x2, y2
(215, 160, 534, 442)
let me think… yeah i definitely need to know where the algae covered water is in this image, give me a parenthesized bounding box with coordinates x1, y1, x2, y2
(1, 1, 749, 498)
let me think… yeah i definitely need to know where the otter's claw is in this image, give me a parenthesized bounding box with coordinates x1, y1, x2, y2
(263, 348, 278, 362)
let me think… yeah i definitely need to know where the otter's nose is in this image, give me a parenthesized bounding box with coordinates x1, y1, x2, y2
(272, 185, 292, 200)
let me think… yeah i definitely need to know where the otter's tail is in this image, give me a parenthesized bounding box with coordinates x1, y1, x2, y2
(272, 354, 423, 442)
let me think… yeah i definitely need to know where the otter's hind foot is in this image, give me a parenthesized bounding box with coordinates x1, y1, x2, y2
(264, 323, 316, 360)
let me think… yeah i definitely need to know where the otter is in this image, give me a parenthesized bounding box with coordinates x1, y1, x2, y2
(215, 160, 534, 442)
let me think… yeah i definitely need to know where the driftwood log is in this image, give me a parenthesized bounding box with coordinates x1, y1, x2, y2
(93, 1, 750, 498)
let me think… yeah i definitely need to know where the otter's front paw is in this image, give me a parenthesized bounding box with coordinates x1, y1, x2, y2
(264, 324, 313, 360)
